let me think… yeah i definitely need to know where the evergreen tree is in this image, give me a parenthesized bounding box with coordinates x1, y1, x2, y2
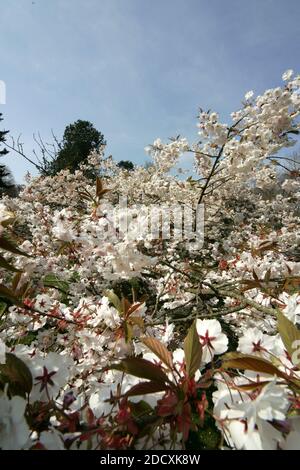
(47, 120, 106, 175)
(0, 113, 9, 157)
(0, 113, 16, 196)
(117, 160, 134, 171)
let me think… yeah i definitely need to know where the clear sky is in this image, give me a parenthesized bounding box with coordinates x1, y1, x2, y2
(0, 0, 299, 182)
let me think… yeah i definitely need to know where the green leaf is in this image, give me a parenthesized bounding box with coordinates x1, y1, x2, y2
(109, 357, 173, 386)
(0, 284, 22, 305)
(277, 311, 300, 366)
(129, 316, 144, 328)
(142, 336, 173, 370)
(0, 301, 7, 316)
(0, 235, 30, 257)
(124, 321, 133, 343)
(43, 273, 69, 293)
(12, 272, 22, 292)
(104, 290, 122, 313)
(0, 254, 21, 273)
(184, 320, 202, 378)
(129, 400, 154, 417)
(0, 353, 33, 397)
(1, 217, 15, 228)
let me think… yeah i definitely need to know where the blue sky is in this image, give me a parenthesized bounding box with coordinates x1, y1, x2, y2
(0, 0, 299, 182)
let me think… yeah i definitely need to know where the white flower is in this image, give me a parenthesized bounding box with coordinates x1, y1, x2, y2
(89, 370, 139, 417)
(253, 381, 289, 422)
(234, 381, 289, 425)
(0, 339, 6, 364)
(214, 380, 289, 450)
(245, 90, 254, 101)
(0, 393, 29, 450)
(237, 327, 277, 357)
(196, 319, 228, 364)
(282, 178, 300, 193)
(34, 294, 54, 313)
(52, 222, 75, 242)
(0, 203, 14, 226)
(160, 321, 175, 345)
(29, 352, 74, 402)
(281, 293, 300, 324)
(94, 296, 121, 329)
(9, 305, 47, 331)
(89, 385, 117, 418)
(52, 209, 76, 242)
(173, 348, 201, 381)
(282, 69, 293, 81)
(225, 418, 283, 450)
(38, 430, 65, 450)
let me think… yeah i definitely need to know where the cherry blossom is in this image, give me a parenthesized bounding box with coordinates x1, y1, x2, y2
(196, 319, 228, 364)
(0, 71, 299, 449)
(0, 393, 30, 450)
(0, 338, 5, 364)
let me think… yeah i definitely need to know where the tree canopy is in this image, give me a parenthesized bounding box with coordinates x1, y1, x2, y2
(46, 120, 106, 176)
(0, 113, 16, 196)
(117, 160, 134, 171)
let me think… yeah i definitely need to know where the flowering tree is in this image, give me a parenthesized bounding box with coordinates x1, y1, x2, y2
(0, 70, 299, 450)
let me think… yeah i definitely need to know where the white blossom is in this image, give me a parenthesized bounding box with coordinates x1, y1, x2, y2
(196, 319, 228, 364)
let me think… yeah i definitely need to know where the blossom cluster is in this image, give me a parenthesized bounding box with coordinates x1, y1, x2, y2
(0, 71, 299, 450)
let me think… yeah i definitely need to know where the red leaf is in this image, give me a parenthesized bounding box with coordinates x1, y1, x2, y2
(125, 381, 168, 397)
(109, 357, 173, 386)
(142, 336, 173, 370)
